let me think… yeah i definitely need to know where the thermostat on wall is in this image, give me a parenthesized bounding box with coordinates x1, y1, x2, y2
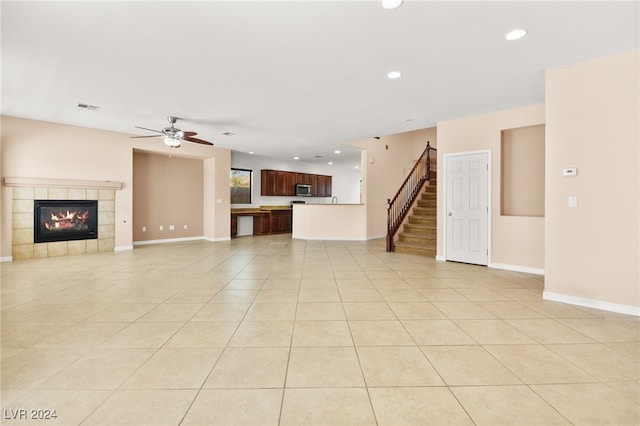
(562, 168, 577, 176)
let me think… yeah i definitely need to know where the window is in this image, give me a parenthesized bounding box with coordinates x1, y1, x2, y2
(230, 168, 252, 204)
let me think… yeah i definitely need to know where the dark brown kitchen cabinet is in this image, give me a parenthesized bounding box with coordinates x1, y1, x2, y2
(320, 175, 332, 197)
(253, 213, 271, 235)
(285, 172, 297, 196)
(275, 171, 288, 195)
(261, 170, 277, 195)
(314, 175, 332, 197)
(261, 169, 332, 197)
(296, 173, 311, 185)
(270, 210, 292, 233)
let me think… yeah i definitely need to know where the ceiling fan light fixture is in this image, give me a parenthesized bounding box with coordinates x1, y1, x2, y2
(387, 71, 402, 79)
(380, 0, 403, 10)
(164, 135, 181, 147)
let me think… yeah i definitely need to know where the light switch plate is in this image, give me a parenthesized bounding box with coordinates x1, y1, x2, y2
(563, 168, 577, 176)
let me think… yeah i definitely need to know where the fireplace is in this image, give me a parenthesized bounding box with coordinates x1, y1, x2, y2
(34, 200, 98, 243)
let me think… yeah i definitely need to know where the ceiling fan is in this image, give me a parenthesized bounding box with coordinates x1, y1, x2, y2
(131, 116, 214, 148)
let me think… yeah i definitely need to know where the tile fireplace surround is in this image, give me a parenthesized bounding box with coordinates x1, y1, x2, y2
(7, 178, 121, 260)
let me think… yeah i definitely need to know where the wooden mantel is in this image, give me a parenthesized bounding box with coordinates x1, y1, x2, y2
(3, 177, 123, 190)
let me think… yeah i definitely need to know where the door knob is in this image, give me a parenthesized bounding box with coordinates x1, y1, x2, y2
(448, 212, 452, 216)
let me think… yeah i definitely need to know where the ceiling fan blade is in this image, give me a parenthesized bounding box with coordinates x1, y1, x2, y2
(182, 131, 198, 137)
(134, 126, 163, 133)
(183, 136, 214, 146)
(130, 134, 162, 138)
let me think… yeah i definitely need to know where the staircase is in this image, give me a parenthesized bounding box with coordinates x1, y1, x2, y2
(386, 141, 437, 255)
(394, 180, 437, 257)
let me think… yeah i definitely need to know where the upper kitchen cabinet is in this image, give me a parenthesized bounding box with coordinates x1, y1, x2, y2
(285, 172, 297, 196)
(296, 173, 311, 185)
(261, 169, 277, 195)
(275, 171, 292, 196)
(309, 174, 318, 194)
(315, 175, 332, 197)
(261, 169, 332, 197)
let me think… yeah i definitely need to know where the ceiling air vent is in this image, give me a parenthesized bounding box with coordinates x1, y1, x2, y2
(77, 103, 100, 111)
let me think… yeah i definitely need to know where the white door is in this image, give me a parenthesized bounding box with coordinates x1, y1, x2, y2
(445, 152, 489, 265)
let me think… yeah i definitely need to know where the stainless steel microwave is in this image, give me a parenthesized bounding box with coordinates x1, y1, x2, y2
(295, 184, 312, 196)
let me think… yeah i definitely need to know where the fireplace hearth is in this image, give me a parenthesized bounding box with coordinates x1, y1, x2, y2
(34, 200, 98, 243)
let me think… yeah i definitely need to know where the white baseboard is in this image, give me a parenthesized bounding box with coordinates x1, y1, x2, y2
(543, 291, 640, 317)
(1, 256, 14, 262)
(489, 262, 544, 276)
(114, 245, 133, 252)
(206, 236, 231, 242)
(133, 236, 206, 246)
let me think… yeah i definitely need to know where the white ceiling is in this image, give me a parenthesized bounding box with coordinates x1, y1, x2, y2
(2, 1, 638, 169)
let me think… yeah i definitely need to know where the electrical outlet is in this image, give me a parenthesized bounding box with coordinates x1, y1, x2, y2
(159, 225, 163, 231)
(169, 225, 175, 231)
(184, 224, 188, 230)
(568, 196, 578, 207)
(142, 226, 146, 232)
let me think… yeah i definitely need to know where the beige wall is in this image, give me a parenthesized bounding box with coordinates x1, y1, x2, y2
(437, 104, 546, 271)
(545, 50, 639, 310)
(501, 124, 545, 217)
(132, 151, 204, 242)
(348, 127, 437, 238)
(210, 153, 232, 241)
(1, 116, 231, 258)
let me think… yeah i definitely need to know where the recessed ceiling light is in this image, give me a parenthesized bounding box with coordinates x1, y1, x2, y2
(355, 166, 360, 169)
(328, 162, 333, 165)
(248, 151, 254, 155)
(334, 150, 341, 154)
(380, 0, 403, 10)
(387, 71, 402, 79)
(293, 156, 299, 160)
(505, 28, 528, 41)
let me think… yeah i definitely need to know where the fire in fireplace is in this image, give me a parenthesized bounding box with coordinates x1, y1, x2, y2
(34, 200, 98, 243)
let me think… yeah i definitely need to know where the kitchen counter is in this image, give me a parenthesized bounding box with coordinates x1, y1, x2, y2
(292, 203, 368, 240)
(230, 206, 292, 213)
(258, 205, 292, 211)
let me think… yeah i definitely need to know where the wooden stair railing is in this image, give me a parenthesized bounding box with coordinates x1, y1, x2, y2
(386, 141, 436, 252)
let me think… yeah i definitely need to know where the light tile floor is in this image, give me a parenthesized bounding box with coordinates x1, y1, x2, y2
(2, 235, 639, 425)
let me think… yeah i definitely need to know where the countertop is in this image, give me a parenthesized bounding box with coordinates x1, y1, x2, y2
(231, 206, 292, 214)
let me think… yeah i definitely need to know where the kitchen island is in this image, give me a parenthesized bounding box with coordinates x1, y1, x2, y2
(292, 203, 368, 240)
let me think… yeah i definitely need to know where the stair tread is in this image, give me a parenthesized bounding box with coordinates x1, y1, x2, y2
(402, 234, 436, 238)
(394, 240, 436, 248)
(394, 242, 437, 257)
(404, 224, 436, 230)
